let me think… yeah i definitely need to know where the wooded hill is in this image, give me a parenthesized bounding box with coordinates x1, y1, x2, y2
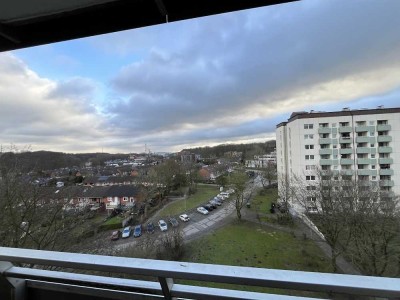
(0, 151, 129, 173)
(182, 140, 276, 159)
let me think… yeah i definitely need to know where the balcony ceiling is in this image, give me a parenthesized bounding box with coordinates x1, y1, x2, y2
(0, 0, 295, 52)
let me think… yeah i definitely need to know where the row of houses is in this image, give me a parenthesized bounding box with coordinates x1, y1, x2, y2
(40, 185, 140, 212)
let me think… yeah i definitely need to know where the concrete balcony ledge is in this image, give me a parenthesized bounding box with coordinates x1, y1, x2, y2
(1, 247, 400, 299)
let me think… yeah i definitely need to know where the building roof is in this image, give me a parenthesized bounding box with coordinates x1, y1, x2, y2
(276, 107, 400, 128)
(0, 0, 295, 52)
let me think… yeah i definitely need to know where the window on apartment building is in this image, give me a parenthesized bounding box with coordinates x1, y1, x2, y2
(371, 154, 375, 158)
(304, 134, 314, 139)
(321, 165, 330, 171)
(304, 124, 314, 129)
(356, 121, 366, 126)
(319, 123, 329, 127)
(306, 175, 316, 181)
(371, 165, 376, 169)
(305, 155, 315, 160)
(305, 144, 314, 149)
(320, 133, 329, 138)
(321, 154, 330, 159)
(305, 165, 316, 170)
(340, 122, 350, 127)
(306, 185, 317, 190)
(333, 144, 337, 149)
(377, 120, 388, 125)
(320, 144, 329, 149)
(372, 176, 377, 180)
(371, 143, 375, 147)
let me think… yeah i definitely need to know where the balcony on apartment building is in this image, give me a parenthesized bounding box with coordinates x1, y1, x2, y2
(1, 247, 400, 300)
(378, 147, 393, 153)
(354, 125, 375, 132)
(338, 126, 352, 133)
(355, 136, 375, 143)
(377, 124, 392, 131)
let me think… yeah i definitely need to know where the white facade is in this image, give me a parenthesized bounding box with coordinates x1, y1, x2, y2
(276, 108, 400, 197)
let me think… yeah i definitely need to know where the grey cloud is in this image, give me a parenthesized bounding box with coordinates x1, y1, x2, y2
(108, 0, 400, 138)
(48, 77, 97, 102)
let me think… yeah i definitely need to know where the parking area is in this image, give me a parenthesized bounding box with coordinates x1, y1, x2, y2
(111, 197, 236, 251)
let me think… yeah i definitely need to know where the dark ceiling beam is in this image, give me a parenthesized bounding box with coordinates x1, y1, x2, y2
(0, 0, 297, 52)
(0, 23, 20, 44)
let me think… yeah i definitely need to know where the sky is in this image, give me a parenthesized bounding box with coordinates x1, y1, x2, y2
(1, 0, 400, 153)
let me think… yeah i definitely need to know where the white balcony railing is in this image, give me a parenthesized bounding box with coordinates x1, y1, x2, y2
(1, 247, 400, 299)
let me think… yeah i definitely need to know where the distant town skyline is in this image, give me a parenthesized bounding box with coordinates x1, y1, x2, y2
(1, 0, 400, 153)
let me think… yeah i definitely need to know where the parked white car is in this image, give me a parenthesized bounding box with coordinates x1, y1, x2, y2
(197, 207, 209, 215)
(121, 226, 131, 238)
(179, 214, 190, 222)
(158, 219, 168, 232)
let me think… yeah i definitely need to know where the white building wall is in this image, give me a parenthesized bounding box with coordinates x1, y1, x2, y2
(276, 110, 400, 197)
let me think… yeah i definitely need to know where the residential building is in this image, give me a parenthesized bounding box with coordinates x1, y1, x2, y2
(276, 107, 400, 203)
(245, 151, 277, 168)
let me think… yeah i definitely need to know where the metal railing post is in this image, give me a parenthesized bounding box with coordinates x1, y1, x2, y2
(0, 261, 26, 300)
(158, 277, 174, 300)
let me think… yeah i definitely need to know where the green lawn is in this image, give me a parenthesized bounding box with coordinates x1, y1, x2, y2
(159, 185, 219, 217)
(250, 187, 278, 213)
(182, 221, 331, 296)
(104, 215, 123, 226)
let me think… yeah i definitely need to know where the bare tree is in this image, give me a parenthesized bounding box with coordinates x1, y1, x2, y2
(290, 169, 400, 275)
(229, 170, 253, 220)
(260, 162, 277, 188)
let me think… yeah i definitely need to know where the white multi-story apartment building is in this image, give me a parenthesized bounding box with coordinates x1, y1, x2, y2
(276, 107, 400, 200)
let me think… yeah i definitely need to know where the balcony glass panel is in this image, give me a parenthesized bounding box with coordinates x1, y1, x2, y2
(379, 169, 394, 176)
(356, 136, 375, 143)
(338, 126, 352, 133)
(358, 169, 377, 176)
(318, 127, 332, 134)
(319, 138, 332, 144)
(355, 125, 375, 132)
(357, 158, 376, 165)
(378, 147, 392, 153)
(377, 124, 391, 131)
(339, 137, 352, 144)
(319, 149, 332, 155)
(379, 180, 394, 187)
(356, 147, 371, 154)
(378, 158, 393, 164)
(377, 136, 392, 142)
(339, 148, 352, 154)
(341, 159, 354, 165)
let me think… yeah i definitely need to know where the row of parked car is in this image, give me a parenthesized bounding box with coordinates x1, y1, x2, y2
(111, 214, 191, 240)
(196, 190, 233, 215)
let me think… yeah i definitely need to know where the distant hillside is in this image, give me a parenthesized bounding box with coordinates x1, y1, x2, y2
(0, 151, 129, 173)
(182, 140, 276, 159)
